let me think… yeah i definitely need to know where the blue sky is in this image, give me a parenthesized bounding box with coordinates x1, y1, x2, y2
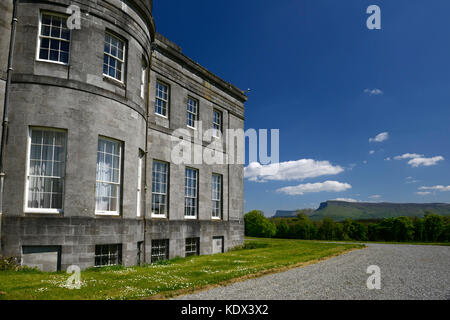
(154, 0, 450, 216)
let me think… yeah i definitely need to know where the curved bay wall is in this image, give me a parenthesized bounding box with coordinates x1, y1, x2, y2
(1, 0, 154, 268)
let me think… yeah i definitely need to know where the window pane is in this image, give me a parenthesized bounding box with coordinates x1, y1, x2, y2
(152, 161, 168, 216)
(27, 129, 66, 211)
(39, 14, 70, 64)
(96, 138, 122, 214)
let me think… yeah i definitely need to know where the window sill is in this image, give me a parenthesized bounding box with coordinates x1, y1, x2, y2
(184, 216, 198, 220)
(25, 209, 63, 215)
(212, 217, 222, 221)
(95, 212, 121, 217)
(155, 112, 168, 119)
(35, 58, 69, 66)
(103, 75, 126, 89)
(187, 125, 197, 130)
(151, 215, 168, 220)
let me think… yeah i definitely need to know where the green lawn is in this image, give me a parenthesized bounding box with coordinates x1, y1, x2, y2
(0, 238, 363, 300)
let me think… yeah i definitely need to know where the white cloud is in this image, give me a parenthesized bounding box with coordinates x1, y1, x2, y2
(408, 156, 444, 168)
(244, 159, 344, 183)
(364, 88, 384, 96)
(416, 192, 431, 196)
(394, 153, 424, 160)
(369, 150, 375, 155)
(419, 185, 450, 192)
(405, 177, 419, 184)
(369, 195, 382, 199)
(393, 153, 444, 167)
(369, 132, 389, 143)
(385, 157, 391, 161)
(333, 198, 359, 203)
(277, 181, 352, 196)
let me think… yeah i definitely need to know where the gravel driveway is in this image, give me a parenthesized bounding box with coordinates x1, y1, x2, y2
(176, 244, 450, 300)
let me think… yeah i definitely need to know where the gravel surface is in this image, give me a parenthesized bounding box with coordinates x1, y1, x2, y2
(176, 244, 450, 300)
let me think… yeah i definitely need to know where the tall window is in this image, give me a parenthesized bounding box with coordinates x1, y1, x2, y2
(187, 97, 198, 128)
(151, 240, 169, 263)
(213, 109, 222, 138)
(137, 150, 145, 217)
(185, 238, 199, 257)
(185, 168, 198, 218)
(26, 128, 66, 213)
(103, 32, 125, 82)
(38, 13, 71, 64)
(95, 244, 122, 267)
(140, 59, 147, 99)
(95, 137, 122, 215)
(155, 82, 169, 117)
(212, 174, 222, 219)
(152, 161, 168, 217)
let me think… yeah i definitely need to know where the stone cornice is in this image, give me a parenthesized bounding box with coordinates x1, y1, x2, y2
(154, 33, 247, 105)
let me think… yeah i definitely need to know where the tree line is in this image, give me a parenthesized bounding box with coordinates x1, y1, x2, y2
(244, 210, 450, 242)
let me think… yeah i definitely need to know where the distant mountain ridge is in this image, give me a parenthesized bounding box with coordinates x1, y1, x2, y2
(273, 209, 314, 218)
(310, 201, 450, 222)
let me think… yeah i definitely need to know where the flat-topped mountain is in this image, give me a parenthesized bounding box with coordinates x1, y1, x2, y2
(309, 201, 450, 221)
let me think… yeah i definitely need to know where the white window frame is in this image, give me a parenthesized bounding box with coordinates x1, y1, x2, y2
(36, 11, 71, 65)
(136, 149, 145, 217)
(140, 59, 147, 99)
(155, 81, 169, 118)
(95, 136, 122, 216)
(184, 167, 198, 219)
(24, 127, 67, 214)
(213, 109, 222, 139)
(212, 174, 222, 220)
(187, 97, 198, 129)
(151, 160, 169, 218)
(103, 31, 126, 83)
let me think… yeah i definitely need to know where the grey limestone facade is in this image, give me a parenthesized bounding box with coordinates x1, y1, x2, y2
(0, 0, 246, 271)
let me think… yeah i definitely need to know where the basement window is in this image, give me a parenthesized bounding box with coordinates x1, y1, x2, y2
(151, 239, 169, 263)
(185, 238, 200, 257)
(95, 244, 122, 267)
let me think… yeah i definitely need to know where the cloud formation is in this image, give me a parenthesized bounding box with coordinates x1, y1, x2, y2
(369, 132, 389, 143)
(244, 159, 344, 183)
(419, 185, 450, 192)
(364, 88, 384, 96)
(394, 153, 424, 160)
(333, 198, 359, 202)
(393, 153, 444, 167)
(276, 181, 352, 196)
(408, 156, 444, 168)
(416, 192, 431, 196)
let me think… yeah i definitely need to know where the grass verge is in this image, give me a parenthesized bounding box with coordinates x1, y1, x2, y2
(0, 238, 363, 300)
